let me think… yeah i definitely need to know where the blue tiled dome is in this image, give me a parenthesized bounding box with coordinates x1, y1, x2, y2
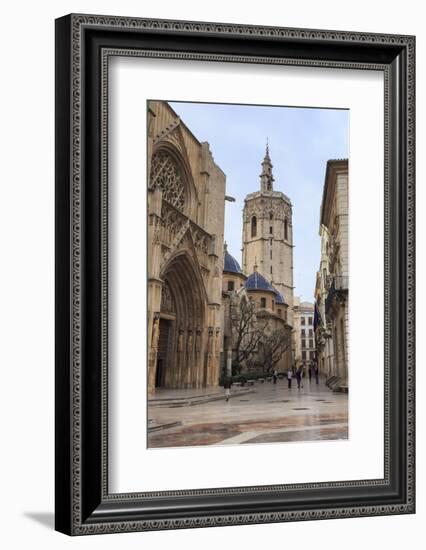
(245, 271, 275, 292)
(273, 289, 287, 305)
(223, 249, 243, 274)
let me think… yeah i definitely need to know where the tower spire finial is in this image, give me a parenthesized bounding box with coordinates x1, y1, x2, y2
(260, 141, 274, 192)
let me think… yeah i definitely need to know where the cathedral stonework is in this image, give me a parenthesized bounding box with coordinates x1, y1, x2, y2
(147, 101, 225, 394)
(242, 144, 295, 327)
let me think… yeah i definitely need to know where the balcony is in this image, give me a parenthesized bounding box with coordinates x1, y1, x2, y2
(325, 275, 348, 315)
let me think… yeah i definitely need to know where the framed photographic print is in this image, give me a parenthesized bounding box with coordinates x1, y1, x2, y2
(55, 14, 415, 535)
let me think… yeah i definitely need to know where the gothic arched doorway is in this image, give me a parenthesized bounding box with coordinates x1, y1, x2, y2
(156, 252, 207, 389)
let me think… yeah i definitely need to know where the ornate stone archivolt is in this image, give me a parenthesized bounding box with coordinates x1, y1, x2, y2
(160, 281, 176, 315)
(150, 150, 186, 212)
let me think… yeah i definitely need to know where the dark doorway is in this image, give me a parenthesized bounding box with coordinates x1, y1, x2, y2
(155, 359, 163, 388)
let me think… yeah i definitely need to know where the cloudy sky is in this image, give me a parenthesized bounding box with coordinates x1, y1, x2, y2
(170, 101, 349, 302)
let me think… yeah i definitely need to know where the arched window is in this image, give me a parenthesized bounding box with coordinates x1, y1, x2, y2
(251, 216, 257, 237)
(284, 218, 288, 240)
(269, 212, 273, 220)
(150, 150, 186, 212)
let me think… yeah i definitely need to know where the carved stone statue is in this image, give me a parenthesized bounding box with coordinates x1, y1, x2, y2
(187, 330, 193, 353)
(208, 328, 214, 354)
(215, 328, 221, 354)
(151, 314, 160, 350)
(177, 327, 184, 353)
(195, 327, 202, 353)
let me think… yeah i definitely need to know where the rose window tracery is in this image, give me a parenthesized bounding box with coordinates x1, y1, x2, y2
(150, 151, 186, 212)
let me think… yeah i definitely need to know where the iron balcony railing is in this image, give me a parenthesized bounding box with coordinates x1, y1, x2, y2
(325, 275, 348, 315)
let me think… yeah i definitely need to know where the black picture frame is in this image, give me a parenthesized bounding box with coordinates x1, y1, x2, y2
(55, 13, 415, 535)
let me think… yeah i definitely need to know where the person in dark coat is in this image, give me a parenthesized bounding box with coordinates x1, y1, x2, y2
(296, 368, 303, 389)
(315, 365, 319, 384)
(223, 376, 233, 402)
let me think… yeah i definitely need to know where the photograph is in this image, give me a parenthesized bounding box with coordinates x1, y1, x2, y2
(147, 99, 349, 449)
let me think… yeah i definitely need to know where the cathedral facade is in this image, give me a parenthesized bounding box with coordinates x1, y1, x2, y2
(147, 101, 226, 393)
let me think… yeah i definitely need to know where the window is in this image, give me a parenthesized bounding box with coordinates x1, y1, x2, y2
(308, 316, 313, 325)
(284, 218, 288, 240)
(309, 329, 313, 338)
(272, 300, 275, 311)
(269, 213, 273, 220)
(309, 339, 314, 348)
(270, 249, 272, 259)
(150, 150, 186, 212)
(310, 351, 315, 360)
(301, 318, 305, 325)
(260, 297, 266, 308)
(277, 308, 282, 317)
(302, 351, 306, 360)
(269, 226, 273, 234)
(302, 339, 306, 348)
(301, 329, 306, 337)
(227, 280, 234, 291)
(251, 216, 257, 237)
(270, 265, 273, 274)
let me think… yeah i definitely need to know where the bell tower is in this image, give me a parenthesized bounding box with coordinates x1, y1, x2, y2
(242, 143, 294, 326)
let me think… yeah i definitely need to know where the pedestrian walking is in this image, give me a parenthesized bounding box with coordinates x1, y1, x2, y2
(223, 376, 232, 402)
(296, 368, 303, 389)
(314, 365, 319, 385)
(308, 365, 312, 381)
(272, 369, 278, 384)
(287, 368, 292, 389)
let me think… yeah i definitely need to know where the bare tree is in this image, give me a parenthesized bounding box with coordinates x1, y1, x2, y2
(258, 327, 292, 373)
(229, 296, 268, 373)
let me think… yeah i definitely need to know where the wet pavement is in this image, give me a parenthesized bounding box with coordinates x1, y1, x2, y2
(148, 377, 348, 448)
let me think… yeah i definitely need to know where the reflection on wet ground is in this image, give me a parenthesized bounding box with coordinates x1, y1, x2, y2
(148, 378, 348, 448)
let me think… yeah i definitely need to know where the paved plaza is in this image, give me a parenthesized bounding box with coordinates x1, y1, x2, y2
(148, 377, 348, 448)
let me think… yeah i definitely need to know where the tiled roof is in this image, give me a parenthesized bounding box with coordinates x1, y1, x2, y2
(223, 250, 242, 274)
(273, 289, 287, 305)
(245, 271, 275, 292)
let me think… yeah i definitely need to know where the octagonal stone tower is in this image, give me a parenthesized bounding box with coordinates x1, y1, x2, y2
(242, 143, 294, 326)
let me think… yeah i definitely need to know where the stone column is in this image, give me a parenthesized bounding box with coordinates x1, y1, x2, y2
(186, 329, 194, 387)
(148, 313, 160, 396)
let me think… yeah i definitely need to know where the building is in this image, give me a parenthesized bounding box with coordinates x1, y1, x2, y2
(314, 224, 334, 378)
(147, 101, 226, 393)
(242, 144, 295, 327)
(221, 247, 292, 376)
(315, 159, 349, 391)
(293, 298, 316, 373)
